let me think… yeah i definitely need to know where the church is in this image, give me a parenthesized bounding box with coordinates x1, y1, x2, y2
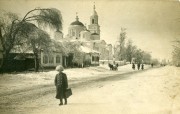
(0, 4, 113, 71)
(41, 3, 113, 68)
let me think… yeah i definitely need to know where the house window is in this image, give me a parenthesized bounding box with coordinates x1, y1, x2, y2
(92, 56, 95, 61)
(49, 56, 54, 64)
(43, 55, 48, 64)
(56, 55, 61, 63)
(92, 56, 99, 62)
(97, 56, 99, 61)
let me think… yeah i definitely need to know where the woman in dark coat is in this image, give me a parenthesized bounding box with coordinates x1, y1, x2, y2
(55, 65, 68, 106)
(141, 64, 144, 70)
(132, 63, 135, 70)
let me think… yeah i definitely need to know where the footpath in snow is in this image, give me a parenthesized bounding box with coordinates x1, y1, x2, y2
(29, 66, 180, 114)
(0, 64, 150, 95)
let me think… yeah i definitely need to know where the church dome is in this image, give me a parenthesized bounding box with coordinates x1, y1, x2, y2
(70, 13, 84, 26)
(70, 20, 84, 26)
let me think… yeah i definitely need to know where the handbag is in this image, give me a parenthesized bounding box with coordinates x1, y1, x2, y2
(65, 88, 72, 98)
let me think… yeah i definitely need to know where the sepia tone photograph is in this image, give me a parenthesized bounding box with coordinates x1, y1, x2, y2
(0, 0, 180, 114)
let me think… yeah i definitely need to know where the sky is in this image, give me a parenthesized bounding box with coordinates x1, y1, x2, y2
(0, 0, 179, 61)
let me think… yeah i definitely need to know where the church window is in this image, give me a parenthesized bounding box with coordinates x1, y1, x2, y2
(56, 55, 61, 63)
(43, 55, 48, 64)
(92, 19, 94, 24)
(72, 31, 75, 36)
(70, 29, 73, 35)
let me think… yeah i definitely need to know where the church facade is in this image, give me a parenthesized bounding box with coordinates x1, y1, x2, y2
(41, 4, 113, 68)
(65, 4, 112, 60)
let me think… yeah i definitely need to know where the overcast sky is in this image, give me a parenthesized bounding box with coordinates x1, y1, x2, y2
(0, 0, 179, 60)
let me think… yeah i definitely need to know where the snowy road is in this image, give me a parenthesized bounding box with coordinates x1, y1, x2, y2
(1, 66, 180, 114)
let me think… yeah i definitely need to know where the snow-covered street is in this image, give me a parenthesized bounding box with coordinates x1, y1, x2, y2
(0, 65, 180, 114)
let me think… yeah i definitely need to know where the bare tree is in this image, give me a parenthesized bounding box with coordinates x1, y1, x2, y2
(118, 28, 126, 61)
(125, 39, 134, 63)
(0, 10, 19, 70)
(172, 40, 180, 66)
(0, 8, 63, 72)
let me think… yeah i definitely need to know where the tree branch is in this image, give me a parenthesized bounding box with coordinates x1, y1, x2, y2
(22, 8, 50, 21)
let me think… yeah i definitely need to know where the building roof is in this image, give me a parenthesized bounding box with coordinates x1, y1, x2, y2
(91, 33, 99, 35)
(80, 29, 91, 34)
(70, 20, 84, 26)
(80, 46, 100, 54)
(92, 3, 98, 16)
(70, 13, 84, 26)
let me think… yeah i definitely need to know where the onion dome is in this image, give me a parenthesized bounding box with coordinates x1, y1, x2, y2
(70, 13, 84, 26)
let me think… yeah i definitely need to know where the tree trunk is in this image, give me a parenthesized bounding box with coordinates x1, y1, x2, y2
(34, 52, 39, 72)
(0, 53, 10, 73)
(0, 28, 3, 73)
(0, 54, 5, 73)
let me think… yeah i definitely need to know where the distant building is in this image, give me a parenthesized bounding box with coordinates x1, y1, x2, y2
(54, 30, 63, 41)
(2, 3, 113, 71)
(64, 3, 112, 61)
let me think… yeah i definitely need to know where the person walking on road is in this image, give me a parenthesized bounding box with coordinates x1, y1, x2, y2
(55, 65, 68, 106)
(132, 63, 135, 70)
(141, 64, 144, 70)
(151, 63, 154, 68)
(137, 63, 140, 70)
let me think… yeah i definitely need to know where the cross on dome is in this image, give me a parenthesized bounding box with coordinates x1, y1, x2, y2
(93, 2, 97, 15)
(76, 12, 79, 21)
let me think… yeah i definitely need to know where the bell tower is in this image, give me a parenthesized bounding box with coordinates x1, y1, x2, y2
(88, 2, 100, 37)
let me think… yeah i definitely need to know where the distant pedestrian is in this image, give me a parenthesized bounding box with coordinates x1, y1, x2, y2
(137, 63, 140, 70)
(141, 64, 144, 70)
(55, 65, 68, 106)
(132, 63, 135, 70)
(151, 63, 154, 68)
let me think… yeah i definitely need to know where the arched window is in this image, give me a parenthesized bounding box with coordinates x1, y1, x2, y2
(56, 55, 61, 63)
(49, 56, 54, 64)
(72, 31, 75, 36)
(92, 19, 94, 24)
(43, 55, 48, 64)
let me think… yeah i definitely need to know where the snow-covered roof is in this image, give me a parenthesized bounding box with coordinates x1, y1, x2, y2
(80, 46, 100, 54)
(10, 45, 33, 54)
